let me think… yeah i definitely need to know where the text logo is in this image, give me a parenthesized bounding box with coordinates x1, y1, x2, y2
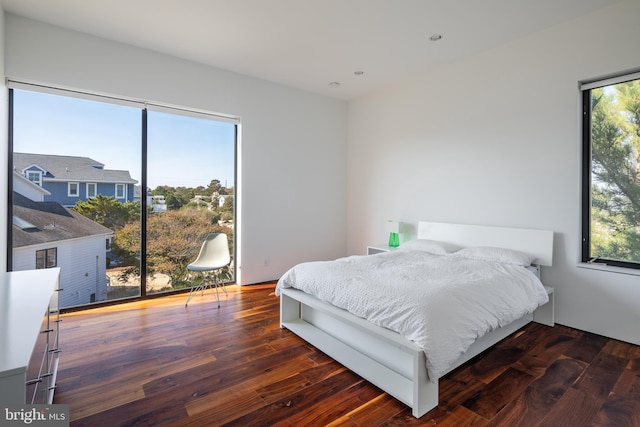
(1, 405, 69, 426)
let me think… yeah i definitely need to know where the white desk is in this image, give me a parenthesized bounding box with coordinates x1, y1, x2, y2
(0, 268, 61, 404)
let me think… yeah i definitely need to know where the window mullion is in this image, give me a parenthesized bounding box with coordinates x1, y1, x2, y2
(140, 108, 148, 298)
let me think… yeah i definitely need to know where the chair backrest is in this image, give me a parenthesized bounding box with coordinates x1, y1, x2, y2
(193, 233, 231, 268)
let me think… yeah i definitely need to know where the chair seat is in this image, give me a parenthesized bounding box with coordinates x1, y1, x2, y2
(187, 263, 227, 271)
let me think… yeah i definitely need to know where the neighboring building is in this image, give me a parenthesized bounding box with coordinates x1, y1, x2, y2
(133, 185, 143, 204)
(12, 192, 114, 308)
(149, 194, 167, 213)
(13, 152, 138, 207)
(13, 170, 50, 202)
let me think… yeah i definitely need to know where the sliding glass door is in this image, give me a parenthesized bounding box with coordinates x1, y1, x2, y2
(9, 86, 236, 309)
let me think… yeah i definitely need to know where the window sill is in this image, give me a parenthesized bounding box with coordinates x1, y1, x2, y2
(577, 262, 640, 277)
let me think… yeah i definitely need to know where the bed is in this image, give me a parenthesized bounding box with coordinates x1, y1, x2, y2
(276, 221, 554, 418)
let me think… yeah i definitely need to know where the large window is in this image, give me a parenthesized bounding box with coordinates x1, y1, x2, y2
(9, 84, 237, 309)
(145, 110, 236, 296)
(582, 72, 640, 268)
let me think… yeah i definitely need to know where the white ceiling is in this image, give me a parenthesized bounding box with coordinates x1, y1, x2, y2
(0, 0, 622, 100)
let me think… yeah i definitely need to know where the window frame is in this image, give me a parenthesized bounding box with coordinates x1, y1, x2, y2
(581, 70, 640, 270)
(26, 170, 42, 186)
(68, 182, 79, 197)
(36, 248, 57, 269)
(87, 182, 97, 198)
(8, 82, 239, 309)
(115, 183, 125, 199)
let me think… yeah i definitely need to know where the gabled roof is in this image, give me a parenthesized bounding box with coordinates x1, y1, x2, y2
(12, 192, 113, 248)
(13, 171, 51, 196)
(13, 152, 137, 184)
(22, 163, 48, 174)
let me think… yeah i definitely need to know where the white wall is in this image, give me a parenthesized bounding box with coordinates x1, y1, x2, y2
(348, 0, 640, 345)
(3, 14, 348, 285)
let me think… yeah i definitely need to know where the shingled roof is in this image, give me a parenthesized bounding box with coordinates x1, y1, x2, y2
(14, 152, 137, 184)
(12, 192, 113, 248)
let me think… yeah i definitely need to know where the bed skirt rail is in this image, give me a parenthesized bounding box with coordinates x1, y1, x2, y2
(279, 286, 554, 418)
(279, 288, 438, 418)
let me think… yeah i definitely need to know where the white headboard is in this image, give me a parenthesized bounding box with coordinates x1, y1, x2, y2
(417, 221, 554, 266)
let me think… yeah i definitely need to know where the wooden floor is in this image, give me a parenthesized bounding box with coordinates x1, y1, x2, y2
(55, 283, 640, 426)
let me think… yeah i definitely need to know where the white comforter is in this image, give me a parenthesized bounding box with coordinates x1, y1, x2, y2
(276, 250, 548, 380)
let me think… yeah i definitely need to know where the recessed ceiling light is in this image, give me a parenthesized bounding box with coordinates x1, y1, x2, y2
(429, 34, 442, 42)
(329, 81, 341, 87)
(354, 71, 364, 76)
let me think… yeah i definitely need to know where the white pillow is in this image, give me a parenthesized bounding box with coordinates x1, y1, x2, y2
(454, 246, 536, 266)
(398, 239, 457, 255)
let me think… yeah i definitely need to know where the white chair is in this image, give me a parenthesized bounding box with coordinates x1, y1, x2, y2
(185, 232, 231, 307)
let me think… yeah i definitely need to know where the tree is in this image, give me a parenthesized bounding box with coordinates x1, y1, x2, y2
(206, 179, 223, 195)
(152, 185, 197, 210)
(219, 194, 234, 221)
(73, 195, 140, 230)
(590, 80, 640, 261)
(164, 192, 182, 210)
(112, 207, 233, 286)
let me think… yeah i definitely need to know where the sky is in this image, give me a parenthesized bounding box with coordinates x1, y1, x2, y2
(12, 89, 235, 190)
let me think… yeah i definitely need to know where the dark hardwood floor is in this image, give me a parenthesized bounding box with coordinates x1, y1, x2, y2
(55, 283, 640, 426)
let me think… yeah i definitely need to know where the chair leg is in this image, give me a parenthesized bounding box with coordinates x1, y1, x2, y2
(185, 271, 226, 308)
(186, 272, 207, 306)
(214, 281, 220, 308)
(220, 281, 229, 297)
(185, 282, 202, 306)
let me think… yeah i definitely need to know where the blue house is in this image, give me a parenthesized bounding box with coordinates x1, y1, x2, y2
(14, 153, 138, 207)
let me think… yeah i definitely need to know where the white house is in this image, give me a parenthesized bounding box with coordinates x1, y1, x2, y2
(12, 191, 114, 307)
(148, 194, 167, 213)
(13, 170, 50, 201)
(217, 194, 227, 208)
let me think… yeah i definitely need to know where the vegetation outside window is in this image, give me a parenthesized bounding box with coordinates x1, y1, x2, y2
(582, 72, 640, 268)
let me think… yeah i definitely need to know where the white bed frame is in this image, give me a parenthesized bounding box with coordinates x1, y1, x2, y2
(279, 221, 554, 418)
